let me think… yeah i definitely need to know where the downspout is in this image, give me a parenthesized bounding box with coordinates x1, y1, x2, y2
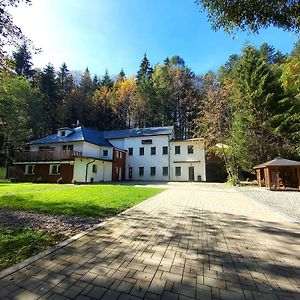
(85, 159, 95, 183)
(168, 135, 171, 181)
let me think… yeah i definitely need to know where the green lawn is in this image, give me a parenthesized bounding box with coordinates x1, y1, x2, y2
(0, 227, 62, 271)
(0, 183, 163, 270)
(0, 183, 163, 217)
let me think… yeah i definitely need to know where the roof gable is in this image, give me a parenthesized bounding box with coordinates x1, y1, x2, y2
(254, 157, 300, 169)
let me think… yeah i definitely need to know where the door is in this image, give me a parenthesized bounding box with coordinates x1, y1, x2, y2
(189, 166, 195, 181)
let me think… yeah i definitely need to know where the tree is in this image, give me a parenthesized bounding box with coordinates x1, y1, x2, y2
(195, 0, 300, 33)
(12, 42, 34, 78)
(80, 67, 93, 94)
(0, 71, 43, 165)
(92, 86, 115, 129)
(0, 0, 32, 68)
(101, 69, 114, 89)
(37, 64, 60, 133)
(56, 63, 74, 102)
(112, 76, 138, 128)
(152, 56, 200, 137)
(137, 53, 153, 82)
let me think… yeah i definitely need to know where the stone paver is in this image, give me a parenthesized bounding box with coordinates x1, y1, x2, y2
(1, 187, 300, 299)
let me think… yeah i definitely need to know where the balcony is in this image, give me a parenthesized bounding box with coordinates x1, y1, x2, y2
(14, 150, 82, 162)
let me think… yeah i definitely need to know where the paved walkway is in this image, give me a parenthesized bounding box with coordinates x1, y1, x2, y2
(1, 188, 300, 300)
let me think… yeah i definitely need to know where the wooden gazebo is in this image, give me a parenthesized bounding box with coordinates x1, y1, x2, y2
(254, 157, 300, 191)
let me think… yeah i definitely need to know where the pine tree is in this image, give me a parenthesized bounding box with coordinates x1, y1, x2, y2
(137, 53, 152, 81)
(118, 68, 126, 81)
(56, 63, 74, 102)
(38, 63, 59, 133)
(80, 67, 93, 94)
(101, 69, 114, 89)
(12, 42, 34, 78)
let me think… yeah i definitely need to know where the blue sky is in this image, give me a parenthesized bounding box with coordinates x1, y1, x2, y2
(11, 0, 299, 77)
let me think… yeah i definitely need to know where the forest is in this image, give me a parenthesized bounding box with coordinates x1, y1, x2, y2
(0, 40, 300, 183)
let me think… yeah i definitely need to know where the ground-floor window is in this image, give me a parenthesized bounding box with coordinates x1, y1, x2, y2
(139, 167, 144, 176)
(162, 166, 168, 176)
(92, 164, 97, 173)
(49, 164, 60, 175)
(25, 165, 35, 175)
(175, 166, 181, 176)
(150, 167, 156, 176)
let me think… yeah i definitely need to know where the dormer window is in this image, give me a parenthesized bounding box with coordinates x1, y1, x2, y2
(57, 128, 73, 137)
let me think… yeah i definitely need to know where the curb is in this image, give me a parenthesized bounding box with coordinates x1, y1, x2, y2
(0, 191, 164, 280)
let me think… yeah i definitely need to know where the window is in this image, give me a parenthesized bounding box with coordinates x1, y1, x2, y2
(39, 146, 55, 151)
(150, 167, 156, 176)
(162, 167, 168, 176)
(92, 164, 97, 173)
(142, 139, 152, 144)
(139, 167, 144, 176)
(151, 147, 156, 155)
(175, 145, 181, 154)
(25, 165, 35, 175)
(175, 166, 181, 176)
(139, 147, 144, 156)
(128, 148, 133, 155)
(50, 164, 60, 175)
(103, 150, 108, 156)
(188, 145, 194, 154)
(61, 131, 65, 136)
(63, 145, 73, 151)
(128, 167, 133, 179)
(162, 146, 168, 155)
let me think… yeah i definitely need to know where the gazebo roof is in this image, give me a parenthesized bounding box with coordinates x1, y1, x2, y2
(253, 157, 300, 169)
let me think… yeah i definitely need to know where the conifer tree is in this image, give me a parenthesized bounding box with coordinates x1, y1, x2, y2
(12, 42, 34, 78)
(137, 53, 152, 81)
(101, 69, 114, 89)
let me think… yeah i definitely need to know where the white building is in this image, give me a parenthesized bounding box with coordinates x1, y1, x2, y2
(13, 126, 206, 183)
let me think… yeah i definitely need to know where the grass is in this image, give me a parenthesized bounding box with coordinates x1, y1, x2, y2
(0, 183, 163, 270)
(0, 227, 62, 271)
(0, 183, 163, 217)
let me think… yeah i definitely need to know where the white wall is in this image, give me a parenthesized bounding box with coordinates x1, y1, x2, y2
(170, 140, 206, 181)
(73, 158, 112, 182)
(114, 135, 172, 181)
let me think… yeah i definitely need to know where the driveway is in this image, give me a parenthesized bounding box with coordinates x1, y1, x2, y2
(0, 187, 300, 299)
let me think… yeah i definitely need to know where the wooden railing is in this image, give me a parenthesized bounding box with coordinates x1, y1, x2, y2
(14, 150, 82, 162)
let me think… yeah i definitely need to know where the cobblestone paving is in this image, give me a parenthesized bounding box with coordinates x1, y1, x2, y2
(0, 188, 300, 299)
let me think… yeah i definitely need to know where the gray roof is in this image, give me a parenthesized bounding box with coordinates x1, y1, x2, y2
(103, 126, 174, 139)
(254, 157, 300, 169)
(28, 126, 113, 147)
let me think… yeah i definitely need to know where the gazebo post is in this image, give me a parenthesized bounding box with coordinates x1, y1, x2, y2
(264, 167, 271, 190)
(256, 169, 262, 187)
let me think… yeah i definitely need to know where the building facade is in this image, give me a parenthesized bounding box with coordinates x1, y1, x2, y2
(13, 126, 206, 183)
